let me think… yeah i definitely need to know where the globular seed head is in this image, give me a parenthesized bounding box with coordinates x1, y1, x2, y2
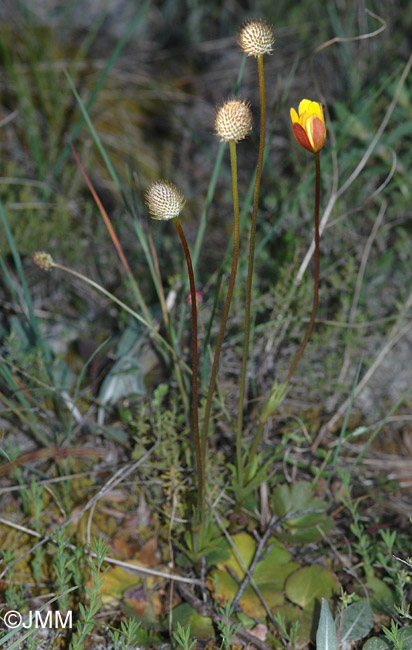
(238, 18, 275, 58)
(33, 251, 54, 271)
(145, 181, 186, 221)
(214, 98, 253, 143)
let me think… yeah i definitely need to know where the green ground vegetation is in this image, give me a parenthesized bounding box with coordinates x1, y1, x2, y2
(1, 1, 412, 648)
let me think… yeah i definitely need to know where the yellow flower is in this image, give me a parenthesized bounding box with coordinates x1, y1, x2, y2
(290, 99, 326, 153)
(215, 98, 253, 143)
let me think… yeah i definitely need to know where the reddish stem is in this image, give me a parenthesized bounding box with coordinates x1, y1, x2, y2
(173, 218, 203, 519)
(65, 134, 132, 276)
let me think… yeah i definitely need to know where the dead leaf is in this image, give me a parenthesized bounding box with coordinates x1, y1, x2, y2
(139, 538, 160, 566)
(249, 623, 267, 641)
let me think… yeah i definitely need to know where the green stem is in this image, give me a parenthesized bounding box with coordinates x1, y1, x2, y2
(146, 227, 190, 418)
(236, 55, 266, 487)
(201, 140, 240, 464)
(245, 419, 264, 482)
(172, 218, 204, 522)
(284, 151, 321, 384)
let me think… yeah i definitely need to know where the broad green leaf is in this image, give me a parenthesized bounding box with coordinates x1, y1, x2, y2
(216, 532, 256, 580)
(285, 566, 339, 610)
(365, 575, 395, 611)
(337, 600, 373, 643)
(396, 626, 412, 650)
(363, 637, 391, 650)
(215, 533, 293, 581)
(364, 629, 412, 650)
(172, 603, 214, 641)
(210, 569, 285, 617)
(401, 627, 412, 647)
(209, 533, 297, 617)
(271, 481, 333, 543)
(316, 598, 337, 650)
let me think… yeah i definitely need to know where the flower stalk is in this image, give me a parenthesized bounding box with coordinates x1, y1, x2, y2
(201, 98, 252, 470)
(236, 54, 266, 488)
(172, 216, 204, 521)
(234, 18, 274, 494)
(32, 252, 189, 370)
(244, 99, 325, 485)
(200, 140, 240, 464)
(145, 181, 204, 528)
(285, 99, 326, 383)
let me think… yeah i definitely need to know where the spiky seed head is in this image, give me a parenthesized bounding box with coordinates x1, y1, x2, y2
(145, 181, 186, 221)
(215, 98, 253, 143)
(33, 251, 54, 271)
(238, 18, 275, 57)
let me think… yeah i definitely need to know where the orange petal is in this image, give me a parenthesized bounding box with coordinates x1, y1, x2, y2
(312, 102, 325, 124)
(292, 122, 314, 152)
(310, 115, 326, 152)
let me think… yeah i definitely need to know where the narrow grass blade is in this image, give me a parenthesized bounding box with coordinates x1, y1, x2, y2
(64, 70, 124, 197)
(0, 199, 53, 374)
(66, 338, 111, 444)
(54, 0, 150, 177)
(0, 36, 46, 177)
(62, 81, 173, 356)
(0, 199, 69, 437)
(0, 376, 48, 446)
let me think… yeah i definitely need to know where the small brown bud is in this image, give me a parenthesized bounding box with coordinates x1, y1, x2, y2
(33, 251, 54, 271)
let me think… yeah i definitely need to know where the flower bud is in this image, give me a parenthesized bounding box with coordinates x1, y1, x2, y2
(145, 181, 185, 221)
(186, 289, 203, 305)
(238, 18, 275, 58)
(215, 98, 253, 143)
(33, 251, 54, 271)
(290, 99, 326, 153)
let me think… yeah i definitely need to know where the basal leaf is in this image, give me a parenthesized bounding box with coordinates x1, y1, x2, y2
(316, 598, 337, 650)
(337, 600, 373, 643)
(285, 565, 339, 610)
